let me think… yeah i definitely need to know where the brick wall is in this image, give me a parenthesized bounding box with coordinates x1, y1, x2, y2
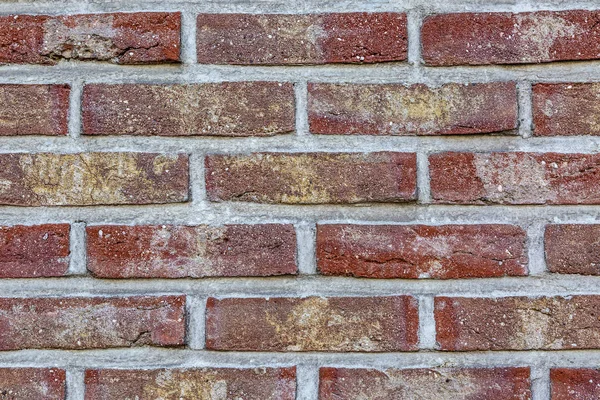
(1, 0, 600, 399)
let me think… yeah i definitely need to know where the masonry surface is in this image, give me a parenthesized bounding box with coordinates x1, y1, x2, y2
(2, 0, 600, 399)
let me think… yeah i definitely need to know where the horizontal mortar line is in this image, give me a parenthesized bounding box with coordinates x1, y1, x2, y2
(0, 348, 600, 369)
(0, 275, 599, 297)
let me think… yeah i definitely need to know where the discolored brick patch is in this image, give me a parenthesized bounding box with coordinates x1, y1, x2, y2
(0, 368, 66, 400)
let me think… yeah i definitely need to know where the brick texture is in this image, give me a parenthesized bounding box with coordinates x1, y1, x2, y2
(551, 368, 600, 400)
(82, 82, 295, 136)
(308, 82, 518, 135)
(317, 224, 528, 279)
(0, 368, 66, 400)
(545, 224, 600, 275)
(205, 296, 419, 351)
(197, 13, 407, 65)
(319, 367, 532, 400)
(86, 224, 297, 278)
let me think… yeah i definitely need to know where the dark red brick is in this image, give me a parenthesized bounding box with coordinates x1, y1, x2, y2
(317, 224, 527, 279)
(545, 224, 600, 275)
(197, 13, 407, 65)
(308, 82, 517, 135)
(422, 11, 600, 66)
(551, 368, 600, 400)
(0, 368, 65, 400)
(206, 296, 419, 351)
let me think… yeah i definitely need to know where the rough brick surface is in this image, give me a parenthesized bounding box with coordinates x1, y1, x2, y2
(317, 224, 528, 279)
(533, 83, 600, 136)
(85, 367, 296, 400)
(422, 11, 600, 66)
(82, 82, 295, 136)
(308, 82, 517, 135)
(0, 368, 66, 400)
(429, 152, 600, 205)
(197, 13, 407, 65)
(86, 224, 297, 278)
(205, 152, 417, 204)
(551, 368, 600, 400)
(0, 85, 70, 136)
(206, 296, 419, 351)
(545, 224, 600, 275)
(0, 296, 185, 350)
(0, 153, 188, 206)
(319, 367, 532, 400)
(0, 224, 70, 278)
(0, 13, 180, 65)
(435, 296, 600, 351)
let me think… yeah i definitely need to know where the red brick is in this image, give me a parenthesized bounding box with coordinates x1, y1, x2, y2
(205, 152, 417, 204)
(85, 367, 296, 400)
(197, 13, 407, 65)
(0, 224, 70, 278)
(429, 152, 600, 205)
(308, 82, 517, 135)
(86, 224, 297, 278)
(0, 368, 66, 400)
(317, 224, 527, 279)
(206, 296, 418, 352)
(533, 83, 600, 136)
(422, 11, 600, 66)
(551, 368, 600, 400)
(0, 85, 69, 136)
(0, 296, 185, 350)
(0, 13, 180, 65)
(545, 224, 600, 275)
(435, 296, 600, 351)
(319, 367, 531, 400)
(82, 82, 294, 137)
(0, 153, 188, 206)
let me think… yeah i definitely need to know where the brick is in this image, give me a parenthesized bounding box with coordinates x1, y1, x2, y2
(317, 224, 527, 279)
(0, 85, 69, 136)
(308, 82, 517, 135)
(85, 367, 296, 400)
(422, 11, 600, 66)
(429, 152, 600, 205)
(0, 153, 188, 206)
(205, 152, 417, 204)
(0, 368, 66, 400)
(545, 224, 600, 275)
(206, 296, 418, 351)
(533, 83, 600, 136)
(82, 82, 294, 137)
(0, 296, 185, 350)
(551, 368, 600, 400)
(319, 367, 531, 400)
(197, 13, 407, 65)
(0, 13, 180, 65)
(435, 296, 600, 351)
(86, 224, 297, 278)
(0, 224, 70, 278)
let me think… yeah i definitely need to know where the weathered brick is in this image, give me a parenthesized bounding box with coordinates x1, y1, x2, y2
(0, 13, 180, 65)
(0, 224, 70, 278)
(0, 153, 188, 206)
(317, 224, 527, 279)
(0, 296, 185, 350)
(545, 224, 600, 275)
(533, 83, 600, 136)
(435, 296, 600, 351)
(82, 82, 294, 136)
(0, 368, 66, 400)
(197, 13, 407, 65)
(205, 152, 417, 204)
(429, 152, 600, 205)
(319, 367, 531, 400)
(551, 368, 600, 400)
(85, 367, 296, 400)
(86, 224, 297, 278)
(206, 296, 418, 352)
(422, 11, 600, 66)
(0, 85, 69, 136)
(308, 82, 517, 135)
